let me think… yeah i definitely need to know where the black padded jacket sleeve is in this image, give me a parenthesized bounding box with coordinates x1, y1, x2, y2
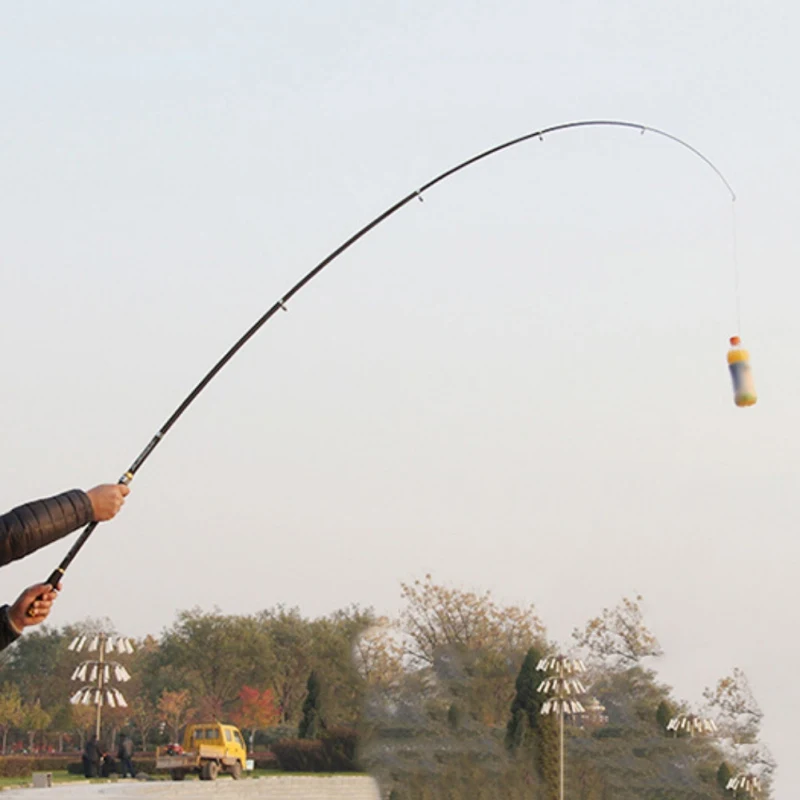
(0, 490, 94, 568)
(0, 605, 20, 651)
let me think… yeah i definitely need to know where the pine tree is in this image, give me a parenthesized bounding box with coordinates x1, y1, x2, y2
(298, 670, 325, 739)
(655, 699, 673, 733)
(716, 762, 732, 793)
(505, 647, 544, 749)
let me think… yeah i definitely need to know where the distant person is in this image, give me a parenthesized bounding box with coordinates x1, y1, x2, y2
(0, 484, 130, 650)
(118, 733, 135, 778)
(83, 735, 103, 778)
(101, 751, 116, 778)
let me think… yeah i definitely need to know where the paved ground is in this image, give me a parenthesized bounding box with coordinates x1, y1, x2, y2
(2, 777, 382, 800)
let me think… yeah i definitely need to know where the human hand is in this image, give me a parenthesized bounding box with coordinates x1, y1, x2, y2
(9, 582, 62, 632)
(86, 484, 130, 522)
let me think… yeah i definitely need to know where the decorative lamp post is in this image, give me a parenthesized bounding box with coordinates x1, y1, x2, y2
(68, 633, 134, 741)
(666, 713, 718, 738)
(537, 655, 588, 800)
(727, 773, 761, 796)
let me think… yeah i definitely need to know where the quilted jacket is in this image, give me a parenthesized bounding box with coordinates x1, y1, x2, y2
(0, 489, 94, 649)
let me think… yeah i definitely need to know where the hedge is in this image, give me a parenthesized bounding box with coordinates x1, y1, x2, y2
(0, 755, 157, 778)
(250, 751, 279, 770)
(0, 756, 77, 778)
(271, 727, 360, 772)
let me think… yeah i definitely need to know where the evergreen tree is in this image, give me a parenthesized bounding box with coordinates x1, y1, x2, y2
(447, 702, 463, 730)
(505, 646, 544, 748)
(716, 762, 732, 793)
(655, 699, 673, 733)
(298, 670, 325, 739)
(505, 646, 560, 798)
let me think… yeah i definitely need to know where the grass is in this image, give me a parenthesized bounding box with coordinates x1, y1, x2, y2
(0, 768, 360, 788)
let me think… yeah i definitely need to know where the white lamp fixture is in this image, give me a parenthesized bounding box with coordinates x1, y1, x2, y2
(727, 773, 761, 795)
(667, 713, 718, 737)
(68, 633, 135, 739)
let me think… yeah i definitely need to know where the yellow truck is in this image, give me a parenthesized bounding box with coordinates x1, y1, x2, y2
(155, 722, 249, 780)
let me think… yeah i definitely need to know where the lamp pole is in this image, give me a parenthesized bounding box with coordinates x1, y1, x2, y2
(68, 633, 134, 747)
(537, 655, 587, 800)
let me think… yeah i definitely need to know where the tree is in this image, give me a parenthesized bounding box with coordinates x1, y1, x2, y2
(655, 699, 673, 732)
(397, 575, 547, 726)
(70, 704, 95, 752)
(158, 609, 272, 717)
(235, 686, 280, 752)
(0, 683, 23, 754)
(353, 618, 405, 691)
(504, 650, 558, 800)
(48, 704, 74, 753)
(0, 626, 71, 709)
(128, 697, 160, 751)
(717, 762, 732, 792)
(157, 690, 193, 742)
(22, 700, 51, 752)
(703, 668, 775, 787)
(703, 668, 762, 745)
(505, 646, 546, 749)
(306, 607, 375, 727)
(257, 606, 312, 725)
(399, 574, 546, 667)
(298, 671, 325, 739)
(572, 595, 662, 670)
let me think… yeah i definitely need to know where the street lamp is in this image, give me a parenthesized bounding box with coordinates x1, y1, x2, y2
(68, 634, 134, 742)
(537, 655, 587, 800)
(666, 713, 718, 738)
(727, 773, 761, 796)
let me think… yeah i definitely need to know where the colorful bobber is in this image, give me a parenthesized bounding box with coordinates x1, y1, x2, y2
(727, 336, 757, 407)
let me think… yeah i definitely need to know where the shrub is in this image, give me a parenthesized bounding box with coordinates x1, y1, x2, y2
(321, 727, 359, 771)
(250, 750, 279, 770)
(271, 738, 327, 772)
(0, 756, 76, 777)
(271, 728, 361, 772)
(254, 726, 297, 748)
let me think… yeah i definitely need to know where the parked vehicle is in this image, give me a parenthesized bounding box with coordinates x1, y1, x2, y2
(155, 722, 248, 780)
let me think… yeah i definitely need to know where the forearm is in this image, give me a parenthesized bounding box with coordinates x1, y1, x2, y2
(0, 490, 94, 567)
(0, 605, 21, 652)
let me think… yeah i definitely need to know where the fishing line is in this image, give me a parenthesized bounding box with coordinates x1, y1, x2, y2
(731, 200, 743, 335)
(36, 119, 737, 601)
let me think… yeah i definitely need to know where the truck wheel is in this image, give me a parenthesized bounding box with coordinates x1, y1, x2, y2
(230, 762, 242, 780)
(170, 770, 186, 781)
(201, 761, 219, 781)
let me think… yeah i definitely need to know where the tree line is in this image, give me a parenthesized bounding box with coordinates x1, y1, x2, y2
(0, 576, 775, 798)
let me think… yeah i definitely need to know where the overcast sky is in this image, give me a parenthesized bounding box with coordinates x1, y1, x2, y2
(1, 1, 797, 792)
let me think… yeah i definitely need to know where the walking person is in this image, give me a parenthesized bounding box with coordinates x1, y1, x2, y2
(118, 732, 136, 778)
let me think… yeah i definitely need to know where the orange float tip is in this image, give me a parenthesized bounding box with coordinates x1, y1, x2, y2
(729, 335, 741, 346)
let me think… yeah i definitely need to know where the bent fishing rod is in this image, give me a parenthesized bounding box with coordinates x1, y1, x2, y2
(37, 119, 736, 602)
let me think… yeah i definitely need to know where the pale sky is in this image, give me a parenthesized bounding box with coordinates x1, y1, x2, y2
(1, 1, 797, 793)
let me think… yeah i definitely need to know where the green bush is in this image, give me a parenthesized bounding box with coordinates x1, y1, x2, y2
(271, 739, 327, 771)
(271, 728, 361, 772)
(0, 756, 76, 777)
(250, 751, 279, 770)
(321, 727, 359, 771)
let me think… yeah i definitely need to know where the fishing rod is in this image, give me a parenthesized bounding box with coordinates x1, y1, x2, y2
(36, 119, 736, 602)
